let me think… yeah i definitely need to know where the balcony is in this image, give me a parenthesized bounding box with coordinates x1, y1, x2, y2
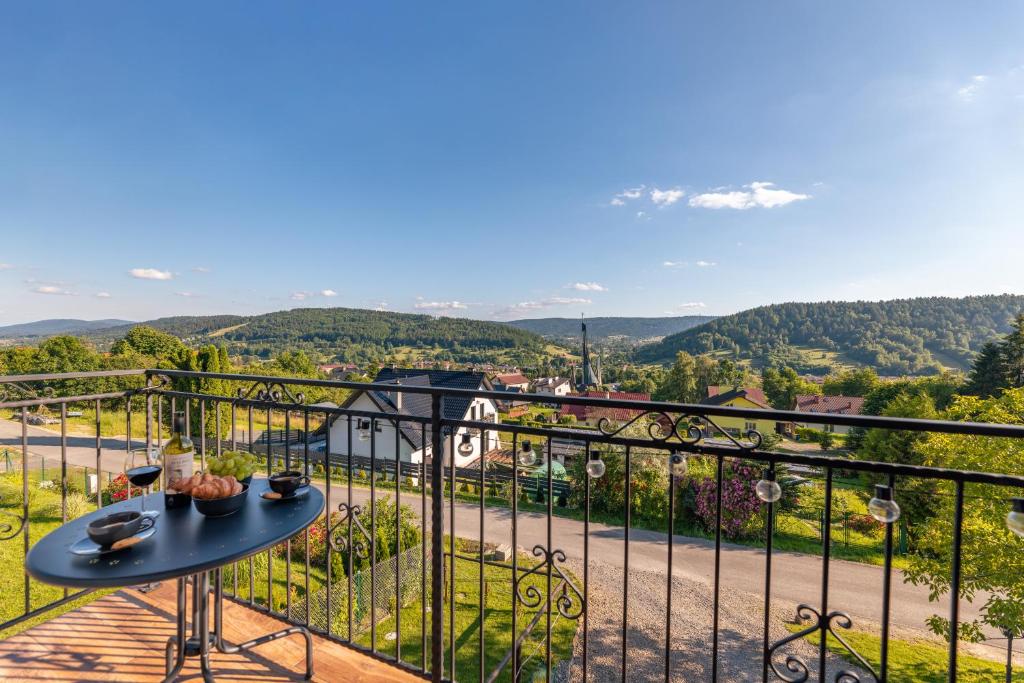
(2, 369, 1024, 682)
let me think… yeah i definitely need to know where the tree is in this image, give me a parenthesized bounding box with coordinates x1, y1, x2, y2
(111, 326, 186, 360)
(857, 391, 938, 540)
(822, 368, 880, 397)
(654, 352, 699, 403)
(762, 366, 820, 409)
(963, 341, 1004, 398)
(903, 388, 1024, 644)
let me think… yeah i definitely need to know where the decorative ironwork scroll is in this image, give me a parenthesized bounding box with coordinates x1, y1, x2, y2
(595, 411, 763, 452)
(0, 510, 26, 541)
(237, 380, 305, 405)
(766, 604, 877, 682)
(514, 544, 585, 619)
(0, 381, 56, 403)
(327, 503, 370, 559)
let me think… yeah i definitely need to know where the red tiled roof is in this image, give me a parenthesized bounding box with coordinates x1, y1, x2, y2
(494, 373, 530, 386)
(708, 386, 768, 406)
(795, 394, 865, 416)
(558, 391, 652, 422)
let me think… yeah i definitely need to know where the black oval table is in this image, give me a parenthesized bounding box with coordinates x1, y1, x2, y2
(26, 479, 324, 682)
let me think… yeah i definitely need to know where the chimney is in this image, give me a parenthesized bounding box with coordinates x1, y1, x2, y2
(394, 379, 402, 410)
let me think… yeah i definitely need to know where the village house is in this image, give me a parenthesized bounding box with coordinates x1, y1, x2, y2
(492, 372, 530, 392)
(317, 363, 361, 379)
(325, 369, 500, 469)
(534, 376, 572, 397)
(794, 394, 866, 434)
(699, 386, 787, 438)
(558, 390, 651, 427)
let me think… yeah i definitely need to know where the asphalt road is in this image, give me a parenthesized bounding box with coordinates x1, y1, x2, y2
(0, 419, 980, 643)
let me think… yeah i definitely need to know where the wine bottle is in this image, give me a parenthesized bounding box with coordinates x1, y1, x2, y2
(163, 411, 194, 488)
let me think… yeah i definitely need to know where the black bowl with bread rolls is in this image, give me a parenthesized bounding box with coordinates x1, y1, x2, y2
(168, 472, 249, 517)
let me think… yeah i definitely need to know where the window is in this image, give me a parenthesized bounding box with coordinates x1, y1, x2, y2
(744, 421, 757, 432)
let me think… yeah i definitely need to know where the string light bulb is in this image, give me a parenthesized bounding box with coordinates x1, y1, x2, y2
(1007, 498, 1024, 538)
(755, 468, 782, 503)
(668, 451, 688, 477)
(586, 452, 605, 479)
(458, 432, 474, 456)
(518, 440, 536, 467)
(868, 485, 901, 523)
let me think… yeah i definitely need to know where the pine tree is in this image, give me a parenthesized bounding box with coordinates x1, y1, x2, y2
(964, 341, 1007, 397)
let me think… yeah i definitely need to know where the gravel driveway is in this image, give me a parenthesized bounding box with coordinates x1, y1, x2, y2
(562, 560, 867, 682)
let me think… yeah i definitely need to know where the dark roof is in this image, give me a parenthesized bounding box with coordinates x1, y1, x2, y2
(708, 385, 768, 406)
(334, 369, 492, 450)
(700, 387, 770, 410)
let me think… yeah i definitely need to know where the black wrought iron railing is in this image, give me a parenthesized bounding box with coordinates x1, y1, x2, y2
(3, 368, 1024, 682)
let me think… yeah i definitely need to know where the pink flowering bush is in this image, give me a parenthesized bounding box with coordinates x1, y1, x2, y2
(692, 461, 762, 540)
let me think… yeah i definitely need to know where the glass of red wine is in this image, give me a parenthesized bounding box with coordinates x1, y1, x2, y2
(125, 448, 162, 518)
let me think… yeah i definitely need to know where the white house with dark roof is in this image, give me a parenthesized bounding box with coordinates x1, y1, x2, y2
(326, 369, 500, 468)
(534, 376, 572, 397)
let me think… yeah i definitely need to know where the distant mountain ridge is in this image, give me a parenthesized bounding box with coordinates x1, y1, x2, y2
(636, 294, 1024, 375)
(77, 308, 548, 364)
(0, 318, 133, 338)
(506, 316, 716, 342)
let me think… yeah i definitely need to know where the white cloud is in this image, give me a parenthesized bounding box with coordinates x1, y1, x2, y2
(373, 301, 389, 311)
(321, 289, 338, 297)
(33, 285, 75, 296)
(696, 260, 717, 267)
(291, 291, 311, 301)
(662, 260, 687, 268)
(175, 291, 200, 298)
(957, 74, 989, 101)
(191, 266, 212, 273)
(688, 181, 809, 210)
(0, 263, 13, 270)
(130, 268, 173, 280)
(499, 296, 591, 316)
(95, 292, 111, 298)
(650, 187, 685, 207)
(568, 282, 607, 292)
(415, 300, 469, 310)
(665, 302, 707, 312)
(610, 186, 645, 206)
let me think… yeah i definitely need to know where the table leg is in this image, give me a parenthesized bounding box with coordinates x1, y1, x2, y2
(212, 568, 315, 680)
(162, 567, 314, 682)
(162, 576, 188, 682)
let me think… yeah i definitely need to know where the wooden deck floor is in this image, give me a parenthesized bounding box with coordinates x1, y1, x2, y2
(0, 583, 423, 682)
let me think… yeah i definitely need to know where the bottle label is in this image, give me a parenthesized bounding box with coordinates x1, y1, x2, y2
(165, 450, 194, 485)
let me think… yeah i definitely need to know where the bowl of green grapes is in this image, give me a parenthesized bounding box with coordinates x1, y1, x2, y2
(207, 450, 258, 485)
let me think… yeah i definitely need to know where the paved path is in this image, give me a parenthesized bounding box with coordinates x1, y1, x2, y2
(0, 419, 979, 643)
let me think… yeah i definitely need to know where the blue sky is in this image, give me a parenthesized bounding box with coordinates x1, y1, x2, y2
(1, 2, 1023, 325)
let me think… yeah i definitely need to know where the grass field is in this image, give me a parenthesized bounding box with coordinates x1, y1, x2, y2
(796, 624, 1020, 681)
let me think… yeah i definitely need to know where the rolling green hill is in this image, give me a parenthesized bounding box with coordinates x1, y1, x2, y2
(0, 318, 133, 339)
(83, 308, 548, 365)
(635, 295, 1024, 375)
(506, 315, 715, 342)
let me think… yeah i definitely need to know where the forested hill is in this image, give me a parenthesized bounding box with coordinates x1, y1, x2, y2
(506, 316, 715, 342)
(84, 308, 548, 363)
(635, 295, 1024, 375)
(0, 318, 133, 339)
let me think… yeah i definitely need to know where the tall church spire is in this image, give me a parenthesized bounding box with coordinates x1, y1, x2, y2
(580, 314, 598, 389)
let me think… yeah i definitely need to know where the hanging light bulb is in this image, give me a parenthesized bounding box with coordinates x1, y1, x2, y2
(358, 419, 371, 442)
(586, 452, 605, 479)
(755, 468, 782, 503)
(518, 440, 536, 466)
(1007, 498, 1024, 538)
(868, 484, 901, 523)
(668, 451, 688, 477)
(458, 432, 474, 456)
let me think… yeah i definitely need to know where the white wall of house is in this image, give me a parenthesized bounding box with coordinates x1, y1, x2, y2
(536, 380, 571, 397)
(325, 393, 500, 468)
(327, 393, 425, 464)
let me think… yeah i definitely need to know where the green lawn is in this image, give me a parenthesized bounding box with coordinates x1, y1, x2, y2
(0, 469, 112, 639)
(797, 624, 1019, 681)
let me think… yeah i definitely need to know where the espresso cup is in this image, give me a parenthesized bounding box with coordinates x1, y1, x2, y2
(87, 511, 144, 546)
(268, 471, 311, 496)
